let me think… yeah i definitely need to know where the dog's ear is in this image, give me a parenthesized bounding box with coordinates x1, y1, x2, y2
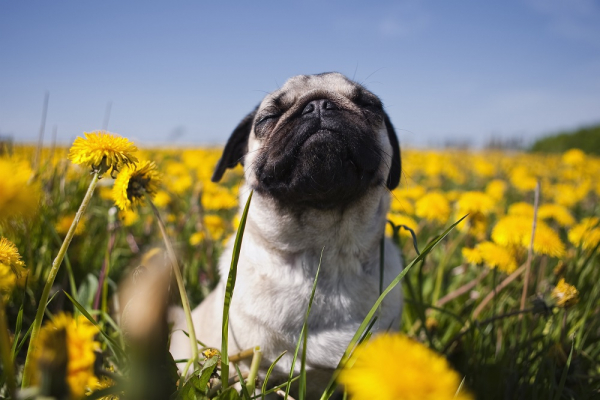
(384, 113, 401, 190)
(211, 106, 258, 183)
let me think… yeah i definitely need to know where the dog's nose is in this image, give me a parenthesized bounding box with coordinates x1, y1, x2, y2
(302, 99, 338, 115)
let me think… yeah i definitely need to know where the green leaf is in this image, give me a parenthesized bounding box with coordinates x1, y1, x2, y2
(234, 363, 252, 400)
(10, 303, 24, 358)
(221, 191, 253, 389)
(87, 384, 123, 400)
(293, 248, 323, 400)
(216, 386, 242, 400)
(195, 356, 219, 394)
(319, 215, 467, 400)
(63, 290, 127, 361)
(261, 351, 287, 398)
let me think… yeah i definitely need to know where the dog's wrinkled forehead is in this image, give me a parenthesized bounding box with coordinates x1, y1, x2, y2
(259, 72, 380, 114)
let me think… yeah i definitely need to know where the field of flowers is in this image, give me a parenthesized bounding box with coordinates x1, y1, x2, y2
(0, 132, 599, 399)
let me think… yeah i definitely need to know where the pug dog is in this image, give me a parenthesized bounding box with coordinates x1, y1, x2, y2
(170, 72, 403, 397)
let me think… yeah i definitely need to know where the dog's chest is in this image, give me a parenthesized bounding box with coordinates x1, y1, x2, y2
(228, 248, 397, 370)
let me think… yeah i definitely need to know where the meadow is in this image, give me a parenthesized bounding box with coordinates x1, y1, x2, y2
(0, 133, 599, 399)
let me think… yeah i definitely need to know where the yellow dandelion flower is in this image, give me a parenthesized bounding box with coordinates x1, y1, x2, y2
(415, 192, 451, 224)
(462, 241, 517, 274)
(88, 374, 119, 400)
(568, 217, 600, 251)
(0, 263, 16, 297)
(29, 313, 100, 399)
(393, 185, 426, 201)
(339, 333, 473, 400)
(457, 191, 496, 216)
(444, 190, 462, 202)
(508, 202, 534, 218)
(551, 278, 579, 308)
(510, 166, 538, 192)
(386, 213, 418, 238)
(202, 348, 219, 359)
(0, 237, 27, 289)
(68, 131, 138, 175)
(98, 186, 115, 201)
(153, 190, 171, 208)
(485, 179, 507, 201)
(201, 182, 238, 211)
(561, 148, 586, 166)
(55, 214, 85, 236)
(164, 162, 193, 195)
(113, 161, 161, 210)
(538, 204, 575, 227)
(550, 181, 590, 208)
(491, 216, 565, 258)
(389, 195, 415, 215)
(0, 158, 41, 224)
(118, 209, 139, 227)
(189, 231, 206, 246)
(204, 215, 227, 241)
(473, 157, 496, 177)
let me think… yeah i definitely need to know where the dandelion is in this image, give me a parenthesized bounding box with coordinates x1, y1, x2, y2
(152, 190, 172, 208)
(568, 217, 600, 251)
(204, 215, 227, 240)
(473, 157, 496, 177)
(393, 185, 426, 201)
(485, 179, 507, 201)
(551, 278, 579, 308)
(201, 182, 238, 211)
(562, 148, 586, 166)
(56, 214, 85, 236)
(491, 215, 565, 258)
(386, 213, 418, 238)
(27, 313, 100, 399)
(24, 134, 121, 388)
(0, 264, 16, 297)
(389, 195, 415, 215)
(339, 333, 473, 400)
(457, 191, 496, 216)
(0, 158, 41, 224)
(537, 204, 575, 227)
(415, 192, 451, 224)
(0, 237, 27, 291)
(508, 202, 534, 218)
(550, 182, 591, 208)
(118, 209, 139, 227)
(510, 166, 538, 192)
(164, 162, 193, 195)
(113, 161, 161, 210)
(202, 348, 219, 359)
(88, 375, 119, 400)
(68, 131, 138, 175)
(462, 241, 517, 274)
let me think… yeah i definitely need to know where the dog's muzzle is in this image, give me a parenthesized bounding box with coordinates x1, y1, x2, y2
(254, 98, 382, 210)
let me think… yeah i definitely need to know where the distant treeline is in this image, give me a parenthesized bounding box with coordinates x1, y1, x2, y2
(531, 124, 600, 155)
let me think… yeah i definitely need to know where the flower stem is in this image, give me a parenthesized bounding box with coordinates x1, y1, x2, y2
(0, 296, 16, 398)
(148, 198, 199, 370)
(21, 171, 100, 388)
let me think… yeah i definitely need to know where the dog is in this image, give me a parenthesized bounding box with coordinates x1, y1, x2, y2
(170, 72, 403, 397)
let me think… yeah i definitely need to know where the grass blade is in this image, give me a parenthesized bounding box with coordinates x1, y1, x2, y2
(319, 215, 467, 399)
(63, 290, 126, 361)
(221, 191, 253, 389)
(234, 363, 252, 400)
(261, 351, 287, 398)
(289, 247, 323, 400)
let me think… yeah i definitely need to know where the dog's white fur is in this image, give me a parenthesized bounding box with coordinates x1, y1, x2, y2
(170, 73, 403, 396)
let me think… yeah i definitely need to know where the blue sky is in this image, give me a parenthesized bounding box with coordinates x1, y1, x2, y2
(1, 0, 599, 147)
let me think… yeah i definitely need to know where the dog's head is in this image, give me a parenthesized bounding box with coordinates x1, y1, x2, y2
(212, 72, 401, 210)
